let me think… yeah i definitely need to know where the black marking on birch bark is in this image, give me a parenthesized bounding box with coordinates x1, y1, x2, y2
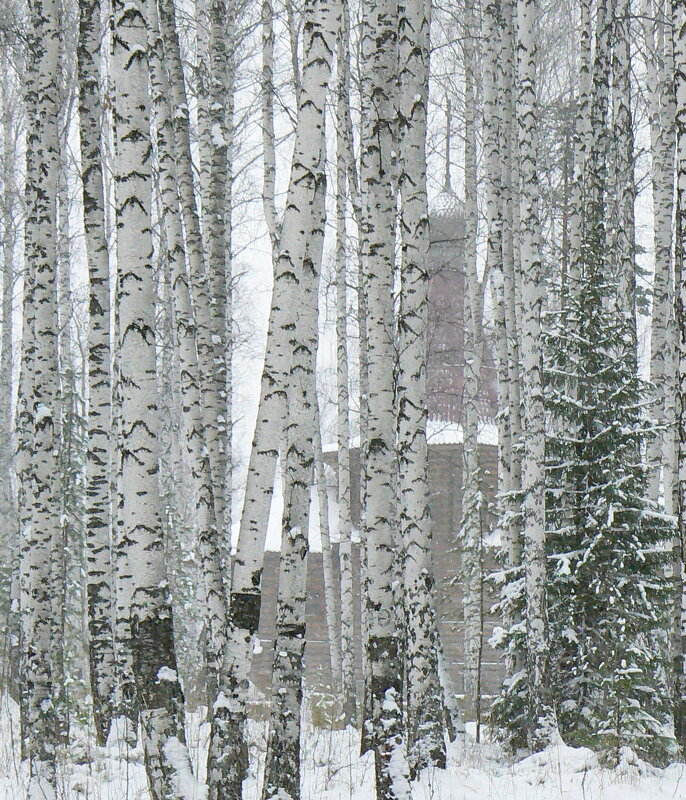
(229, 590, 262, 634)
(131, 606, 185, 737)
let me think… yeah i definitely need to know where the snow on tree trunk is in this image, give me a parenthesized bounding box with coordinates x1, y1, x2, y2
(516, 0, 556, 749)
(194, 0, 212, 232)
(396, 0, 446, 774)
(54, 74, 75, 746)
(111, 0, 195, 795)
(214, 0, 339, 794)
(360, 0, 411, 792)
(336, 0, 357, 723)
(77, 0, 116, 747)
(348, 102, 372, 745)
(19, 0, 62, 793)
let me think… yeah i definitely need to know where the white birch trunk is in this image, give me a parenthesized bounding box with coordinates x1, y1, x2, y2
(611, 0, 637, 349)
(261, 0, 278, 249)
(500, 0, 524, 579)
(194, 0, 212, 225)
(217, 0, 339, 794)
(460, 2, 485, 730)
(0, 60, 19, 703)
(396, 0, 445, 773)
(644, 0, 676, 505)
(206, 0, 235, 541)
(77, 0, 116, 747)
(19, 0, 62, 792)
(336, 0, 357, 722)
(360, 0, 411, 792)
(262, 143, 325, 800)
(567, 0, 592, 297)
(157, 0, 228, 535)
(111, 0, 195, 795)
(149, 1, 228, 710)
(516, 0, 556, 748)
(313, 405, 343, 691)
(673, 0, 686, 748)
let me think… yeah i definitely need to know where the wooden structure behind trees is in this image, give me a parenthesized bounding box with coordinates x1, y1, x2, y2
(246, 188, 503, 713)
(251, 440, 503, 705)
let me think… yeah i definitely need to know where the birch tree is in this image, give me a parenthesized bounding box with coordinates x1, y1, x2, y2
(0, 57, 18, 690)
(215, 0, 339, 794)
(610, 0, 637, 349)
(77, 0, 116, 747)
(336, 0, 357, 724)
(206, 0, 236, 537)
(262, 140, 325, 800)
(516, 0, 556, 748)
(313, 405, 343, 692)
(644, 0, 676, 510)
(495, 0, 525, 616)
(19, 0, 62, 792)
(157, 0, 228, 538)
(111, 0, 195, 794)
(360, 0, 412, 791)
(396, 0, 446, 772)
(460, 0, 485, 731)
(674, 0, 686, 749)
(151, 0, 230, 710)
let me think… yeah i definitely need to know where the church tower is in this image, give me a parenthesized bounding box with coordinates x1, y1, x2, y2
(427, 116, 497, 425)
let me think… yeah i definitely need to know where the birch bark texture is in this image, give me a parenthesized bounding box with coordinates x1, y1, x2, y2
(217, 0, 339, 795)
(20, 0, 62, 793)
(516, 0, 556, 748)
(461, 0, 485, 731)
(262, 173, 324, 800)
(644, 0, 676, 510)
(77, 0, 116, 748)
(396, 0, 446, 773)
(610, 0, 637, 350)
(0, 64, 17, 700)
(673, 0, 686, 749)
(360, 0, 411, 792)
(336, 0, 357, 724)
(313, 405, 343, 691)
(262, 0, 337, 793)
(149, 0, 228, 711)
(157, 0, 227, 541)
(111, 0, 195, 795)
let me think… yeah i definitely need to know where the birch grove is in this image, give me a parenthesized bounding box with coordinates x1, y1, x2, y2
(6, 0, 686, 796)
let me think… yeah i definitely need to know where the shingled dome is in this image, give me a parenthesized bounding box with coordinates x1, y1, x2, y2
(429, 188, 465, 243)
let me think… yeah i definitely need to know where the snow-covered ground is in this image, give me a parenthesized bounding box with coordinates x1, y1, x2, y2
(1, 700, 685, 800)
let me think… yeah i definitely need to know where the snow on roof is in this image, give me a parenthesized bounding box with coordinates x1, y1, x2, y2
(322, 419, 498, 454)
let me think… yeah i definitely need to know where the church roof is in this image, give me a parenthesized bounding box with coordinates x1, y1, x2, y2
(429, 188, 465, 243)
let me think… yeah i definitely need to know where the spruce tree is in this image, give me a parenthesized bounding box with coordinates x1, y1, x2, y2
(492, 257, 676, 765)
(543, 263, 675, 764)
